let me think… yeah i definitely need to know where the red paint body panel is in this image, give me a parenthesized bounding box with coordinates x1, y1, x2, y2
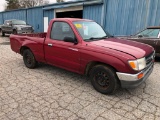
(44, 38, 81, 73)
(10, 33, 46, 63)
(10, 18, 154, 75)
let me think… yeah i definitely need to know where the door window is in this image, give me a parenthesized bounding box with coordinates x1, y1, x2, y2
(50, 22, 75, 41)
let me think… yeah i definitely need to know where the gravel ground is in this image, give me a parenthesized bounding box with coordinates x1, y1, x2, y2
(0, 36, 160, 120)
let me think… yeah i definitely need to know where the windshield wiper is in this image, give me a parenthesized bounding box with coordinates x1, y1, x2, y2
(98, 36, 108, 39)
(85, 37, 98, 40)
(85, 36, 108, 41)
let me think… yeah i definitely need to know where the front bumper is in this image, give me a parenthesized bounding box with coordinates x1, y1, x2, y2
(116, 63, 154, 88)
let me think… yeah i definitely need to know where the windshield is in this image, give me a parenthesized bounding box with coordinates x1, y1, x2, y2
(135, 28, 160, 38)
(73, 21, 111, 41)
(12, 20, 26, 25)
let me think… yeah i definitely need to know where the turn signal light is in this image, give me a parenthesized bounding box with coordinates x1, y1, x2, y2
(129, 61, 136, 69)
(138, 73, 144, 79)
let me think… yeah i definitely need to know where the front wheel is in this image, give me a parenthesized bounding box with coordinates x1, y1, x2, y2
(13, 30, 17, 34)
(23, 49, 37, 69)
(2, 31, 5, 37)
(90, 65, 119, 94)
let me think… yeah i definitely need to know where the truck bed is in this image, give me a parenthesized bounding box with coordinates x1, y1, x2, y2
(15, 32, 47, 38)
(10, 33, 47, 63)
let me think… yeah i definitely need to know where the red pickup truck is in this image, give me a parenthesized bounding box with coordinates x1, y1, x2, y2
(10, 18, 155, 94)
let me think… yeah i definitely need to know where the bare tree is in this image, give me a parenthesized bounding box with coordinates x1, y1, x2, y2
(5, 0, 49, 10)
(19, 0, 49, 8)
(5, 0, 21, 10)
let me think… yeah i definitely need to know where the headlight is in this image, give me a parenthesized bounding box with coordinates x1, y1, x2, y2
(128, 57, 146, 71)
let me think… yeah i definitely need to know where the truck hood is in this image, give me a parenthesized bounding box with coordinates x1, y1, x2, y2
(90, 38, 153, 58)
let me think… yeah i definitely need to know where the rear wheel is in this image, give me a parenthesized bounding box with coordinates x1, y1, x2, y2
(23, 49, 37, 69)
(90, 65, 119, 94)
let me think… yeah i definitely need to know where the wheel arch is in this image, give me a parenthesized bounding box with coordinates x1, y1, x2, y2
(12, 29, 17, 34)
(20, 46, 32, 55)
(85, 61, 118, 76)
(22, 46, 38, 69)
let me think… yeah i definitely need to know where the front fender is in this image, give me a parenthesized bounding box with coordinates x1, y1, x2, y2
(80, 49, 137, 75)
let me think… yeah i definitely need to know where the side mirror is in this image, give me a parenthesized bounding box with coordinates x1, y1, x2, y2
(64, 36, 78, 44)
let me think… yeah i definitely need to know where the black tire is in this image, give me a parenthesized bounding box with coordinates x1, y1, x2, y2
(2, 31, 5, 37)
(13, 30, 17, 34)
(90, 65, 119, 94)
(23, 49, 37, 69)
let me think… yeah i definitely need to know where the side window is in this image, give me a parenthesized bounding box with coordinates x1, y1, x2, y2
(50, 22, 75, 41)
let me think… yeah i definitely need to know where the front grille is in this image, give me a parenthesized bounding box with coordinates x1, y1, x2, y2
(145, 51, 155, 66)
(21, 27, 32, 30)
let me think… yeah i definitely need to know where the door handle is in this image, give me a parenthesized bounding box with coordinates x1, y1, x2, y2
(48, 43, 53, 47)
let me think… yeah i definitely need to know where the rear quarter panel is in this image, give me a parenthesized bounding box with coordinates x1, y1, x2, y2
(10, 34, 46, 63)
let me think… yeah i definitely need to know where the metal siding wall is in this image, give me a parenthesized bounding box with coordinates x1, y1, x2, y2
(1, 0, 160, 35)
(44, 10, 54, 24)
(0, 13, 3, 24)
(83, 4, 102, 25)
(147, 0, 160, 26)
(104, 0, 160, 36)
(27, 7, 43, 32)
(2, 10, 26, 21)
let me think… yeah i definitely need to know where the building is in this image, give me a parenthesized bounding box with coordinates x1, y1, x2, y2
(0, 0, 160, 35)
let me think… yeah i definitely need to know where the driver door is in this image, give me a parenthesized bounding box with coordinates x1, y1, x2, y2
(44, 21, 81, 73)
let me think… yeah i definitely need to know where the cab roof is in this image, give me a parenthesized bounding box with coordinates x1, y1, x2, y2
(51, 18, 93, 22)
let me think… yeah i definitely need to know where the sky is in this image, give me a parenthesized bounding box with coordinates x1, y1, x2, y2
(0, 0, 72, 12)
